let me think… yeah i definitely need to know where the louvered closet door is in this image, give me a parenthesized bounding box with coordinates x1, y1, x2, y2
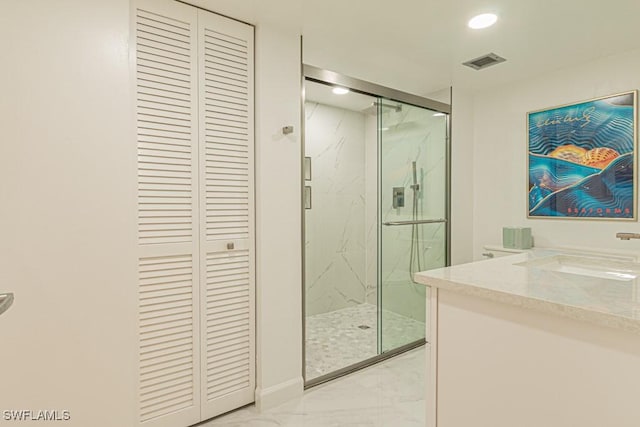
(197, 10, 255, 420)
(135, 1, 200, 426)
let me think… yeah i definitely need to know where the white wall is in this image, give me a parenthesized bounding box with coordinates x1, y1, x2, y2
(0, 1, 137, 426)
(450, 88, 475, 265)
(471, 48, 640, 259)
(254, 25, 304, 409)
(0, 1, 305, 425)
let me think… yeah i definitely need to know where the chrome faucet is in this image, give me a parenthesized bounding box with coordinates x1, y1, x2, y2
(616, 232, 640, 240)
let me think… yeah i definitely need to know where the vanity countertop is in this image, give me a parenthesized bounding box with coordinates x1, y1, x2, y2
(415, 248, 640, 334)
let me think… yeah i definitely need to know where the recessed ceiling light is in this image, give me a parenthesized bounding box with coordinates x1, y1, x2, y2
(468, 13, 497, 29)
(332, 87, 349, 95)
(433, 112, 446, 117)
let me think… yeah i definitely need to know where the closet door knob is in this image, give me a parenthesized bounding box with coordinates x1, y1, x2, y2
(227, 242, 235, 250)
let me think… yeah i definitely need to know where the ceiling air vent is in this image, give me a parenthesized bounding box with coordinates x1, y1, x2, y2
(463, 53, 506, 70)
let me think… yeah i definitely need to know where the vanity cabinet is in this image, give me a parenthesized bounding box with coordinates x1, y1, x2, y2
(135, 1, 255, 426)
(428, 289, 640, 427)
(419, 250, 640, 427)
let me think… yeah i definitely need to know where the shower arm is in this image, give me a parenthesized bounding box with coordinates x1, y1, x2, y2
(374, 100, 402, 112)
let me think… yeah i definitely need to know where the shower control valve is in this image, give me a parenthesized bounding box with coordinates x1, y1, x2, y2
(392, 187, 405, 208)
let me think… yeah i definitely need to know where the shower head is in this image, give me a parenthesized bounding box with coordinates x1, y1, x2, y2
(375, 100, 402, 112)
(361, 101, 403, 115)
(412, 161, 417, 185)
(411, 161, 419, 191)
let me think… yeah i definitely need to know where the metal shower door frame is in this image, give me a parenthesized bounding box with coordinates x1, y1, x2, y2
(301, 64, 451, 388)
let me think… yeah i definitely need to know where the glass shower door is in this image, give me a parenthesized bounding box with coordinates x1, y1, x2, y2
(378, 99, 448, 353)
(303, 80, 380, 382)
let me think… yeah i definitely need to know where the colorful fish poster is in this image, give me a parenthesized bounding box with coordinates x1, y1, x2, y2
(528, 91, 637, 220)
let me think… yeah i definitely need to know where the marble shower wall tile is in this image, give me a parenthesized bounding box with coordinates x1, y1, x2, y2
(304, 100, 448, 323)
(305, 101, 370, 316)
(364, 113, 378, 306)
(378, 106, 448, 322)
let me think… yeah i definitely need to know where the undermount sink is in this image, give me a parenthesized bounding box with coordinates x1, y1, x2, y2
(514, 255, 640, 282)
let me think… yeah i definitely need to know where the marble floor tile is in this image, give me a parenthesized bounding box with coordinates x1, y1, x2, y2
(305, 303, 425, 380)
(201, 347, 426, 427)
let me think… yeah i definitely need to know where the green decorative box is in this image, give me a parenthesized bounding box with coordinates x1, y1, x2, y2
(503, 227, 532, 249)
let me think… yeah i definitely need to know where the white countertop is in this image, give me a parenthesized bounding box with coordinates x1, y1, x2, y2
(415, 248, 640, 334)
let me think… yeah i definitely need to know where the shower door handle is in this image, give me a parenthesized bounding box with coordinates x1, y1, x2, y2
(0, 293, 14, 316)
(382, 219, 447, 226)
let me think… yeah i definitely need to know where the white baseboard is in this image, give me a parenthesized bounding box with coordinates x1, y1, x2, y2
(254, 376, 304, 411)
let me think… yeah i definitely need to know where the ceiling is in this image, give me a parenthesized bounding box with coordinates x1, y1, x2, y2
(192, 0, 640, 98)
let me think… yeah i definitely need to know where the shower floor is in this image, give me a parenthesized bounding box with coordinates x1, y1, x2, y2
(305, 303, 426, 380)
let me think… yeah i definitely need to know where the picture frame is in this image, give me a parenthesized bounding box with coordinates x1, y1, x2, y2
(527, 91, 637, 220)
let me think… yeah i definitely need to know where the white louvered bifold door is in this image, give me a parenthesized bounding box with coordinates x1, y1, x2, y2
(197, 10, 255, 420)
(135, 1, 200, 426)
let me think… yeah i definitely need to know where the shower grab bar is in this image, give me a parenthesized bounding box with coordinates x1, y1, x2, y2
(382, 219, 447, 226)
(0, 293, 14, 316)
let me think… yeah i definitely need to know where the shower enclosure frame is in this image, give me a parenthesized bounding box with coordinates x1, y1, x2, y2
(301, 64, 452, 387)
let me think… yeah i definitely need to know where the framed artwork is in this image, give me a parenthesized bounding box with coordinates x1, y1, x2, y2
(527, 91, 637, 220)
